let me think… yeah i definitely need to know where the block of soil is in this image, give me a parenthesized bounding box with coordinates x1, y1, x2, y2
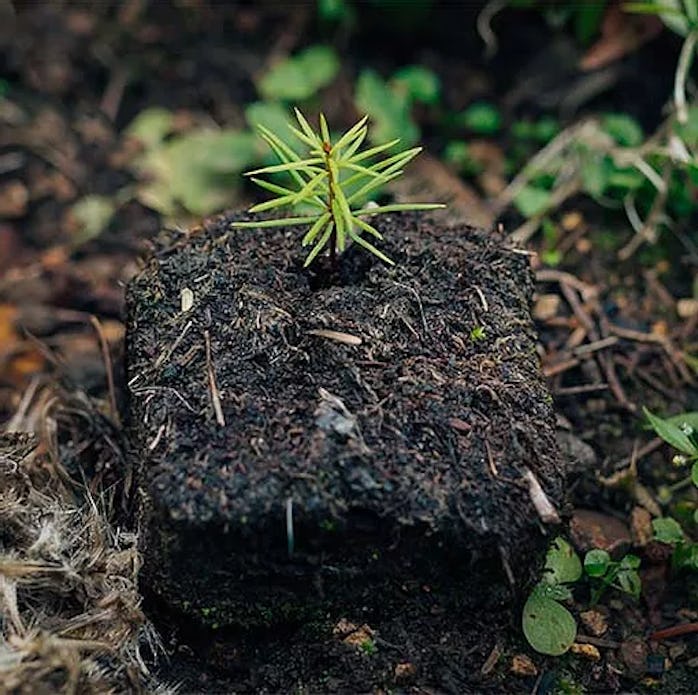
(126, 211, 565, 634)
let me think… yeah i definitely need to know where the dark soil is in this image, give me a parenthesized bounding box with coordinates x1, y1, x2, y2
(127, 211, 566, 691)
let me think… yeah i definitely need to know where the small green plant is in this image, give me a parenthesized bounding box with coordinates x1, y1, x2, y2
(233, 108, 444, 267)
(523, 537, 641, 655)
(644, 407, 698, 570)
(359, 638, 377, 655)
(584, 549, 641, 604)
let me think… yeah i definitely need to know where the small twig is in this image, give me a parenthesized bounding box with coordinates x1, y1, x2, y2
(674, 30, 698, 124)
(509, 177, 582, 245)
(90, 316, 121, 427)
(523, 467, 561, 524)
(154, 320, 192, 369)
(650, 622, 698, 642)
(484, 438, 498, 477)
(204, 330, 225, 427)
(554, 383, 609, 396)
(307, 328, 362, 346)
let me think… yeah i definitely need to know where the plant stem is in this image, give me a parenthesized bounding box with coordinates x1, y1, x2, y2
(323, 142, 338, 270)
(675, 29, 697, 124)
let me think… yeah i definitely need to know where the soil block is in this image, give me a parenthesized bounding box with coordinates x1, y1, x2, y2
(126, 211, 566, 672)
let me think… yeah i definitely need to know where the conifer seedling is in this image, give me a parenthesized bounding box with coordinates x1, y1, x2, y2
(232, 108, 444, 267)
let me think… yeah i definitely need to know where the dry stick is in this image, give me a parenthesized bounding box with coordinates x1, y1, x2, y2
(554, 383, 609, 396)
(204, 330, 225, 427)
(494, 120, 591, 215)
(606, 321, 694, 384)
(90, 316, 121, 427)
(509, 177, 582, 245)
(650, 622, 698, 642)
(618, 165, 671, 261)
(536, 269, 597, 297)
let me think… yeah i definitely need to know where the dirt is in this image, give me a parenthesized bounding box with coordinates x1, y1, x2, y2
(126, 210, 566, 690)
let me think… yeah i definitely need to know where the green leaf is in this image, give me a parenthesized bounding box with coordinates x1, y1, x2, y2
(244, 102, 292, 137)
(126, 107, 174, 148)
(391, 65, 441, 105)
(574, 3, 606, 44)
(666, 411, 698, 433)
(459, 102, 502, 135)
(584, 549, 611, 578)
(522, 586, 577, 656)
(542, 537, 582, 585)
(601, 113, 644, 147)
(616, 567, 642, 598)
(624, 2, 695, 36)
(355, 70, 419, 147)
(652, 517, 686, 544)
(514, 185, 552, 217)
(258, 45, 340, 101)
(672, 541, 698, 571)
(644, 407, 698, 456)
(580, 154, 613, 197)
(70, 195, 115, 243)
(692, 461, 698, 487)
(620, 554, 641, 570)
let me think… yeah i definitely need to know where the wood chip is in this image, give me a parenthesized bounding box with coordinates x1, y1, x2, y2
(570, 642, 601, 661)
(181, 287, 194, 312)
(307, 329, 362, 346)
(510, 654, 537, 676)
(677, 298, 698, 319)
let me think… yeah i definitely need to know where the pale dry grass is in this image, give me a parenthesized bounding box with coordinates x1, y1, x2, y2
(0, 382, 170, 694)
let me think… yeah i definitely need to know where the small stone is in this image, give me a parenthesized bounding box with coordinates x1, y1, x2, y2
(533, 293, 561, 321)
(620, 638, 649, 677)
(394, 662, 417, 683)
(677, 298, 698, 318)
(561, 211, 583, 231)
(669, 643, 687, 661)
(332, 619, 375, 649)
(0, 181, 28, 218)
(570, 643, 601, 661)
(570, 509, 631, 555)
(646, 653, 666, 676)
(686, 655, 698, 668)
(510, 654, 537, 677)
(580, 609, 608, 637)
(630, 506, 653, 547)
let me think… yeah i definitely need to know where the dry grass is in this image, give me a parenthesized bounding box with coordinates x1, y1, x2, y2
(0, 381, 169, 694)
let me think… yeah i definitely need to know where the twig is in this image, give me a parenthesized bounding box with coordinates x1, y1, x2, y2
(675, 30, 698, 124)
(509, 177, 582, 244)
(650, 622, 698, 641)
(523, 467, 560, 524)
(204, 330, 225, 427)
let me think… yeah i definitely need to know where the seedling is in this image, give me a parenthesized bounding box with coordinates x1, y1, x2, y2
(644, 407, 698, 571)
(523, 537, 642, 656)
(232, 108, 444, 268)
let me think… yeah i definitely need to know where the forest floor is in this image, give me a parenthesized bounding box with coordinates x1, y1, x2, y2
(1, 2, 697, 693)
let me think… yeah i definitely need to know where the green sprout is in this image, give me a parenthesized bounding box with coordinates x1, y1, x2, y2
(232, 108, 444, 268)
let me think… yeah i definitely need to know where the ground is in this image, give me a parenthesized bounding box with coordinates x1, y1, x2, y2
(0, 2, 696, 694)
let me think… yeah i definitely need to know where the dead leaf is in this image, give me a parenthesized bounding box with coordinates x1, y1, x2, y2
(580, 3, 663, 71)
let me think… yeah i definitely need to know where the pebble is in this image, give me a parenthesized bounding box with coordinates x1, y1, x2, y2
(630, 506, 653, 547)
(393, 662, 417, 683)
(570, 643, 601, 661)
(570, 509, 631, 554)
(580, 609, 608, 637)
(510, 654, 538, 677)
(620, 638, 649, 677)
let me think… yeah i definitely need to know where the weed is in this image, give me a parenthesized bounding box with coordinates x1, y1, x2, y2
(644, 407, 698, 570)
(523, 537, 641, 655)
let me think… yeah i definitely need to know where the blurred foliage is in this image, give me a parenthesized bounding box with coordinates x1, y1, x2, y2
(257, 45, 340, 101)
